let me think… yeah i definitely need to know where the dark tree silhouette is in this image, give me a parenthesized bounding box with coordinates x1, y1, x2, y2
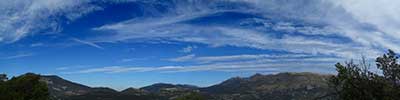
(330, 49, 400, 100)
(376, 49, 400, 84)
(0, 73, 50, 100)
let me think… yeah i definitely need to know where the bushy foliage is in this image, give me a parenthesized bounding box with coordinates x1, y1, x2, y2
(330, 50, 400, 100)
(0, 73, 50, 100)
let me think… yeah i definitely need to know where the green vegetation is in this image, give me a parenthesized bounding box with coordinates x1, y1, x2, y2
(330, 49, 400, 100)
(174, 92, 206, 100)
(0, 73, 50, 100)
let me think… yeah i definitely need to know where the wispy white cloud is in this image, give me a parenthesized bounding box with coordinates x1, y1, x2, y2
(87, 0, 392, 74)
(96, 21, 378, 59)
(56, 67, 70, 71)
(92, 0, 393, 60)
(66, 53, 343, 74)
(2, 0, 398, 57)
(72, 38, 104, 49)
(332, 0, 400, 39)
(167, 53, 343, 64)
(1, 53, 34, 60)
(120, 57, 150, 62)
(167, 54, 196, 62)
(55, 65, 90, 71)
(0, 0, 102, 43)
(64, 58, 337, 74)
(65, 66, 185, 74)
(180, 45, 197, 53)
(3, 0, 399, 74)
(120, 58, 136, 62)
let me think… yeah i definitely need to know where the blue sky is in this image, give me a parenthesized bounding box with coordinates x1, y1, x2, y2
(1, 0, 399, 90)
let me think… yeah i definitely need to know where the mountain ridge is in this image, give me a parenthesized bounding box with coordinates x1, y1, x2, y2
(40, 72, 334, 100)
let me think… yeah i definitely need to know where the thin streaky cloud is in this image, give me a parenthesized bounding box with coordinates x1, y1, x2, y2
(89, 0, 398, 60)
(64, 61, 335, 74)
(72, 38, 104, 49)
(1, 53, 34, 60)
(65, 54, 340, 74)
(167, 54, 196, 62)
(56, 67, 70, 71)
(167, 53, 341, 64)
(120, 58, 149, 62)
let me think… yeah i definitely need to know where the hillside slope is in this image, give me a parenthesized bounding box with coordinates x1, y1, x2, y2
(202, 72, 333, 100)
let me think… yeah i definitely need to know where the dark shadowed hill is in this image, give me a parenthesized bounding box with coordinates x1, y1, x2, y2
(141, 83, 199, 93)
(121, 87, 150, 96)
(41, 72, 334, 100)
(40, 75, 165, 100)
(202, 72, 333, 100)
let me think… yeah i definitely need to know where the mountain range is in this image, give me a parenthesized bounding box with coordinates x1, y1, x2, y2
(40, 72, 334, 100)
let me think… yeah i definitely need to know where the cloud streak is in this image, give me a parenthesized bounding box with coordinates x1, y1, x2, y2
(1, 53, 34, 60)
(65, 53, 341, 74)
(167, 54, 196, 62)
(90, 0, 394, 60)
(168, 53, 343, 63)
(64, 60, 336, 74)
(72, 38, 104, 49)
(3, 0, 391, 58)
(0, 0, 102, 43)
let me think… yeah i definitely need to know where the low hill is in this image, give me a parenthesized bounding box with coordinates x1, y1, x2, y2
(40, 75, 93, 99)
(141, 83, 199, 93)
